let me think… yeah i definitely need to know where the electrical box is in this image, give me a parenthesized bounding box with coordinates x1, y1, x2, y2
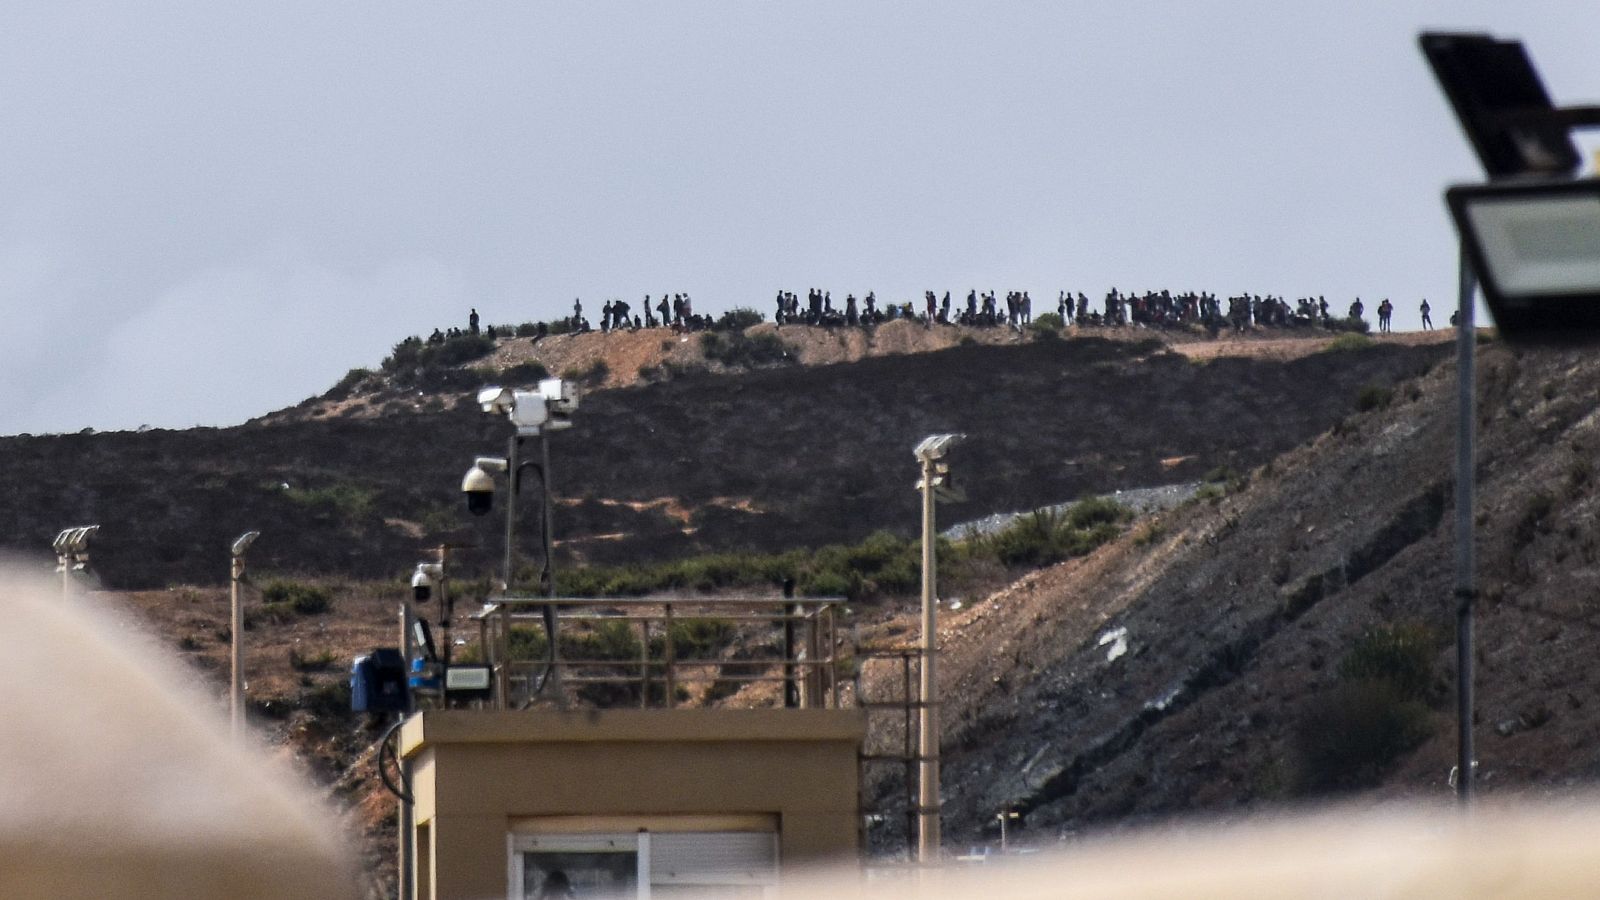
(351, 648, 409, 713)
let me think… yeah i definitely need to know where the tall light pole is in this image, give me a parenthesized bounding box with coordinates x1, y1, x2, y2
(913, 433, 963, 865)
(229, 530, 260, 740)
(1422, 30, 1600, 802)
(52, 525, 98, 602)
(467, 379, 578, 704)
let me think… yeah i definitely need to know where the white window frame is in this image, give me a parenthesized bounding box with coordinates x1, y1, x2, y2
(507, 825, 778, 900)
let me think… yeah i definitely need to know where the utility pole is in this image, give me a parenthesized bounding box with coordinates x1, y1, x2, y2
(229, 531, 259, 741)
(913, 434, 963, 866)
(917, 452, 939, 864)
(1454, 251, 1477, 803)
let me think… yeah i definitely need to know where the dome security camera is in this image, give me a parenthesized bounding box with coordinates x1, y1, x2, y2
(411, 567, 433, 603)
(462, 464, 497, 516)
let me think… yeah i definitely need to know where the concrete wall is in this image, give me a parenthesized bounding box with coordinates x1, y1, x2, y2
(401, 708, 864, 900)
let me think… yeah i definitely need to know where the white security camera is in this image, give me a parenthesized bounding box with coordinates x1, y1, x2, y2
(539, 378, 579, 430)
(509, 391, 548, 434)
(411, 563, 441, 602)
(477, 386, 514, 415)
(461, 457, 506, 516)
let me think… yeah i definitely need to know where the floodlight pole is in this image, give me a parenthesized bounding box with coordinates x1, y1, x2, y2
(58, 550, 72, 603)
(230, 552, 245, 738)
(917, 453, 940, 865)
(1454, 247, 1477, 804)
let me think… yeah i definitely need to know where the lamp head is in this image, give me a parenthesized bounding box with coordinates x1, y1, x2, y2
(477, 386, 515, 415)
(1447, 178, 1600, 343)
(231, 530, 260, 558)
(913, 433, 966, 462)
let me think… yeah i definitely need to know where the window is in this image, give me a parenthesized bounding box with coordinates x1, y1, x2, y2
(509, 821, 778, 900)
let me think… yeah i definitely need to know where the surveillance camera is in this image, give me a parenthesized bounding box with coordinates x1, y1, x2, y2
(461, 458, 504, 516)
(462, 465, 496, 516)
(411, 568, 433, 602)
(477, 386, 514, 415)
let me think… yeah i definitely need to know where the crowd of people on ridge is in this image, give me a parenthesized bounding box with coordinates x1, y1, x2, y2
(772, 287, 1436, 335)
(422, 290, 1439, 347)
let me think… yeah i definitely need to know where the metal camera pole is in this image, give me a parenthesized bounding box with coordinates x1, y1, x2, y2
(1454, 248, 1477, 804)
(503, 434, 519, 591)
(229, 530, 259, 741)
(917, 452, 940, 864)
(230, 554, 245, 737)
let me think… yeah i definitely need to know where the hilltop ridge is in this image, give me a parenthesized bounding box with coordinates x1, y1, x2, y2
(0, 328, 1451, 590)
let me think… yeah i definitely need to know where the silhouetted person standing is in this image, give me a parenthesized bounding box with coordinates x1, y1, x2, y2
(469, 308, 480, 335)
(1420, 299, 1433, 330)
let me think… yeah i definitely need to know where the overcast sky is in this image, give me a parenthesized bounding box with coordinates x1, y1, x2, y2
(3, 2, 1598, 435)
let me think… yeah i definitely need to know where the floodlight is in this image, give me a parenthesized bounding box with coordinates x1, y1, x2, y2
(1420, 32, 1582, 179)
(231, 530, 260, 557)
(444, 665, 492, 695)
(913, 433, 965, 462)
(477, 386, 514, 414)
(53, 525, 98, 556)
(1447, 178, 1600, 342)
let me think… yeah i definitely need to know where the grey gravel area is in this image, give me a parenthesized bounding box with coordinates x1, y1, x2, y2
(942, 482, 1201, 540)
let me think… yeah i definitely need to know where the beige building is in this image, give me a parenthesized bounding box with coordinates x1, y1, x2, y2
(401, 707, 865, 899)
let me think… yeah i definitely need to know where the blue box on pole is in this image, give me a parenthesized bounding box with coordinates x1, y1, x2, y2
(351, 648, 409, 713)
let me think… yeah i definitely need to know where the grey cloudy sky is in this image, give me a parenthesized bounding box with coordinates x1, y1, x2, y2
(3, 2, 1597, 435)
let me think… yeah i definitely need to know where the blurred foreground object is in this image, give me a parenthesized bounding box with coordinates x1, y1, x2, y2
(0, 568, 356, 899)
(791, 800, 1600, 899)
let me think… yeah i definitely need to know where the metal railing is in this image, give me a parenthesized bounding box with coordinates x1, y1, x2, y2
(461, 594, 847, 710)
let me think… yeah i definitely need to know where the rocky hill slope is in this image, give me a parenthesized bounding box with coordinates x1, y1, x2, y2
(0, 327, 1449, 590)
(906, 337, 1600, 845)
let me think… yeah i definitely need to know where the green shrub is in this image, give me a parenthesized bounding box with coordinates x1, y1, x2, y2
(289, 646, 337, 672)
(1324, 332, 1373, 353)
(380, 333, 496, 386)
(300, 679, 353, 719)
(515, 322, 542, 337)
(261, 580, 332, 615)
(246, 603, 295, 628)
(323, 367, 373, 401)
(562, 358, 610, 387)
(499, 361, 550, 385)
(1031, 312, 1065, 332)
(660, 618, 736, 659)
(1355, 383, 1393, 412)
(982, 504, 1129, 567)
(715, 307, 766, 330)
(283, 482, 377, 521)
(798, 568, 854, 597)
(701, 331, 793, 368)
(1067, 496, 1129, 529)
(1337, 622, 1436, 701)
(1293, 680, 1432, 794)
